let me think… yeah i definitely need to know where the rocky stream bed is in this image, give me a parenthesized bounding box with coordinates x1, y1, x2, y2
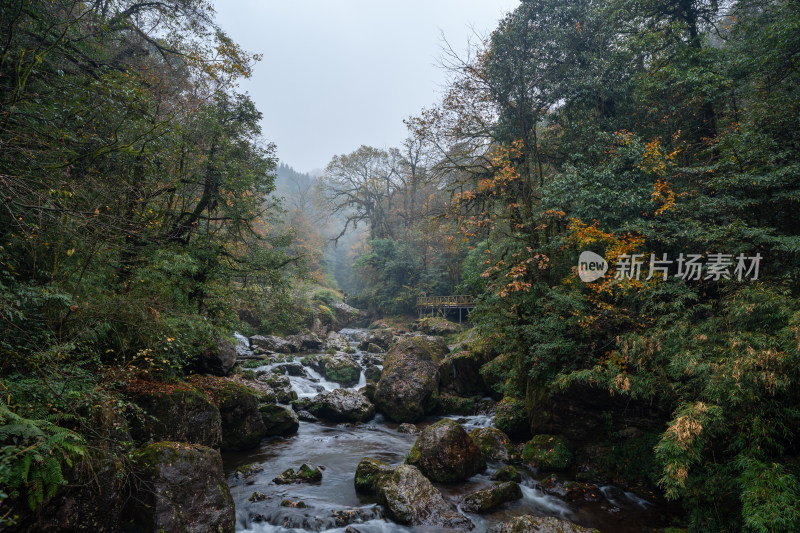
(222, 328, 675, 533)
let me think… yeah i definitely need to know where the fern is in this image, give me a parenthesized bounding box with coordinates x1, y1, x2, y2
(0, 402, 85, 512)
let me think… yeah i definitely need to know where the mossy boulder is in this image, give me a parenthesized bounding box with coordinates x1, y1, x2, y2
(316, 354, 362, 387)
(256, 373, 298, 404)
(374, 337, 447, 422)
(494, 397, 529, 439)
(354, 457, 395, 493)
(461, 481, 523, 513)
(357, 328, 395, 351)
(273, 463, 322, 484)
(196, 338, 237, 376)
(435, 393, 479, 415)
(331, 301, 360, 329)
(375, 464, 473, 530)
(325, 331, 351, 351)
(521, 434, 573, 471)
(127, 385, 222, 448)
(469, 427, 517, 463)
(364, 364, 382, 382)
(258, 404, 299, 436)
(214, 381, 268, 451)
(492, 465, 522, 483)
(439, 350, 490, 396)
(487, 515, 598, 533)
(130, 441, 235, 533)
(406, 418, 485, 482)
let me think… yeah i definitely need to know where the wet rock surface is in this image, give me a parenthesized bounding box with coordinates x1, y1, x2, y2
(405, 418, 485, 482)
(461, 481, 523, 513)
(373, 336, 447, 422)
(469, 427, 517, 463)
(487, 515, 597, 533)
(132, 442, 235, 533)
(375, 464, 474, 529)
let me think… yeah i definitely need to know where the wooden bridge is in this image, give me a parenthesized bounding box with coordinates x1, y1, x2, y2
(415, 295, 476, 322)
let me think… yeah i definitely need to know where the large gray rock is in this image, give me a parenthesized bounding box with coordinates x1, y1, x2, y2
(127, 387, 221, 448)
(287, 332, 323, 351)
(315, 389, 375, 423)
(196, 338, 237, 376)
(132, 442, 235, 533)
(487, 515, 596, 533)
(406, 418, 485, 482)
(357, 328, 395, 351)
(326, 331, 351, 351)
(375, 464, 473, 530)
(373, 337, 447, 422)
(249, 335, 294, 354)
(331, 301, 360, 328)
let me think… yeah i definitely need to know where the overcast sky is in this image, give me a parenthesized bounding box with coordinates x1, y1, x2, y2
(212, 1, 519, 174)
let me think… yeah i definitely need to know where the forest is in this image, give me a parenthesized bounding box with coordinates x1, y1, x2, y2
(1, 0, 799, 532)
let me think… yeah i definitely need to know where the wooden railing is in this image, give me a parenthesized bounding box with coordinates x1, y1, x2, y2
(416, 295, 476, 308)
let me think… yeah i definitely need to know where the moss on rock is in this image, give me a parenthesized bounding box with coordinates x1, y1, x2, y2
(521, 434, 573, 471)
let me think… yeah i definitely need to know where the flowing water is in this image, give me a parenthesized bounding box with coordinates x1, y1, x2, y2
(223, 329, 676, 532)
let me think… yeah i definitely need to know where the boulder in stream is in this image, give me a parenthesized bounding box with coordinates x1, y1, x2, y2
(469, 427, 517, 463)
(492, 465, 522, 483)
(249, 334, 294, 353)
(373, 336, 447, 422)
(130, 441, 235, 533)
(287, 332, 324, 351)
(487, 515, 597, 533)
(357, 328, 395, 351)
(375, 464, 473, 529)
(354, 457, 395, 493)
(326, 331, 351, 351)
(259, 404, 300, 436)
(301, 389, 376, 423)
(461, 481, 523, 513)
(316, 353, 362, 387)
(364, 364, 382, 382)
(208, 380, 268, 451)
(406, 418, 485, 482)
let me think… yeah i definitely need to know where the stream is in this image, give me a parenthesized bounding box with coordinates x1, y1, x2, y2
(224, 329, 673, 532)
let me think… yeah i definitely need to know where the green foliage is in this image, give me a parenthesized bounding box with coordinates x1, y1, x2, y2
(0, 403, 85, 513)
(311, 288, 342, 305)
(521, 435, 572, 471)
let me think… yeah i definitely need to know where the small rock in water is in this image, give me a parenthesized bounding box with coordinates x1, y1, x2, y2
(235, 463, 264, 479)
(296, 409, 319, 422)
(280, 499, 308, 508)
(397, 423, 419, 434)
(491, 465, 522, 483)
(273, 463, 323, 484)
(249, 491, 269, 502)
(461, 481, 523, 513)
